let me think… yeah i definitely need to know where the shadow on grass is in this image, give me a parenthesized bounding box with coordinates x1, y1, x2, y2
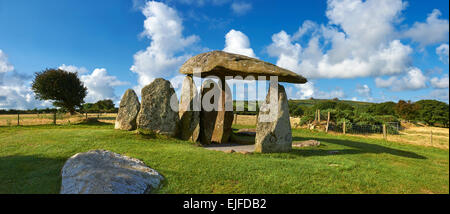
(0, 155, 66, 193)
(291, 136, 426, 159)
(75, 119, 112, 126)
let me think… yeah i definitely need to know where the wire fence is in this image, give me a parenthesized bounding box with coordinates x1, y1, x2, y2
(327, 122, 400, 135)
(0, 112, 117, 126)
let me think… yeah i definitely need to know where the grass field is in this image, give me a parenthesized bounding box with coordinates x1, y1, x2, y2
(0, 121, 448, 194)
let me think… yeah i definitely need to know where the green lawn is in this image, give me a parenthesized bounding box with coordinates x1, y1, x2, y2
(0, 122, 448, 194)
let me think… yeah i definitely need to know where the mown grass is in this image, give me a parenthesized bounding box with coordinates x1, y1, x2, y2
(0, 122, 448, 194)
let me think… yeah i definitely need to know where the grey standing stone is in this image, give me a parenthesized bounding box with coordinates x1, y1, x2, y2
(60, 150, 164, 194)
(255, 84, 292, 153)
(199, 80, 219, 145)
(179, 76, 200, 141)
(199, 79, 234, 144)
(115, 89, 140, 131)
(137, 78, 180, 136)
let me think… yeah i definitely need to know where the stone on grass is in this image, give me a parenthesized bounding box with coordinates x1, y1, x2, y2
(179, 76, 200, 141)
(115, 89, 140, 131)
(137, 78, 179, 137)
(292, 140, 320, 148)
(60, 150, 164, 194)
(255, 83, 292, 153)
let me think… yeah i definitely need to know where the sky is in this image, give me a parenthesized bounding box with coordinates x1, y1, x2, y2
(0, 0, 448, 110)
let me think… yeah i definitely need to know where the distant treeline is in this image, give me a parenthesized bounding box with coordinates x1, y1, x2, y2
(288, 99, 449, 128)
(0, 99, 118, 115)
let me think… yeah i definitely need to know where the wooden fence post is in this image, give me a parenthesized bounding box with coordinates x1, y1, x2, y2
(326, 112, 330, 133)
(53, 112, 56, 125)
(85, 112, 88, 120)
(343, 121, 346, 134)
(17, 113, 20, 126)
(234, 114, 238, 125)
(318, 109, 321, 123)
(383, 124, 387, 140)
(430, 130, 433, 146)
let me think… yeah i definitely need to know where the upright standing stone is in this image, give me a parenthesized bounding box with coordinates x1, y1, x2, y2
(137, 78, 179, 136)
(179, 76, 200, 141)
(255, 84, 292, 153)
(115, 89, 140, 131)
(200, 80, 219, 144)
(199, 79, 234, 144)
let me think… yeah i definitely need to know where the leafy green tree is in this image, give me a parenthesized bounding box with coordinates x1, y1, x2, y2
(31, 69, 87, 115)
(292, 105, 306, 117)
(367, 102, 396, 116)
(416, 100, 449, 127)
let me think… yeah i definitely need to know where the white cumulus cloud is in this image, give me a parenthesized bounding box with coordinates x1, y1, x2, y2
(0, 49, 51, 110)
(403, 9, 449, 47)
(430, 75, 449, 89)
(80, 68, 128, 103)
(267, 0, 413, 79)
(130, 1, 199, 90)
(59, 65, 128, 104)
(288, 81, 346, 100)
(375, 67, 427, 91)
(223, 29, 256, 58)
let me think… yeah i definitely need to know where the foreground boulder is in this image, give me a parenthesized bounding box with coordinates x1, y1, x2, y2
(199, 79, 234, 144)
(115, 89, 140, 131)
(137, 78, 179, 136)
(179, 76, 200, 141)
(60, 150, 164, 194)
(255, 84, 292, 153)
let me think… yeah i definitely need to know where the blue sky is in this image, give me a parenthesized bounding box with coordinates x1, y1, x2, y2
(0, 0, 448, 109)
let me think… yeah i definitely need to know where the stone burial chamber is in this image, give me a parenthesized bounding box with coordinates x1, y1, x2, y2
(178, 50, 307, 153)
(115, 50, 307, 153)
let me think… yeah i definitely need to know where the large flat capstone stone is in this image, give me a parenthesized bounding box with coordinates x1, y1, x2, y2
(179, 50, 307, 84)
(60, 150, 164, 194)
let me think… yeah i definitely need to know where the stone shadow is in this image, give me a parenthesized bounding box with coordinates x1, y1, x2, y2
(0, 155, 66, 193)
(291, 136, 426, 159)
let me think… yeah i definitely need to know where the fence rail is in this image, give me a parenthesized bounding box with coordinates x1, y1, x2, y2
(0, 113, 117, 126)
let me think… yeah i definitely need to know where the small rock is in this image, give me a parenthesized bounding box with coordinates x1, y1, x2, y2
(292, 140, 320, 148)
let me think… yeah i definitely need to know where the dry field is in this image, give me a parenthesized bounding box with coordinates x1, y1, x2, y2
(0, 113, 116, 126)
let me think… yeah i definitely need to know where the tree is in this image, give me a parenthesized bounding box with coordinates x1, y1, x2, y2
(32, 68, 87, 115)
(416, 100, 449, 127)
(292, 105, 306, 117)
(394, 100, 419, 121)
(367, 101, 396, 116)
(83, 99, 116, 113)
